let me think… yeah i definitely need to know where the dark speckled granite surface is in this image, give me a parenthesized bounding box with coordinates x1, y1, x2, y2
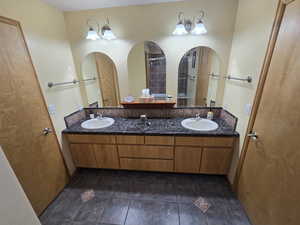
(62, 117, 239, 137)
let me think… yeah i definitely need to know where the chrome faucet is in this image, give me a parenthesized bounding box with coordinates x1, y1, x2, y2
(96, 113, 103, 119)
(140, 114, 151, 126)
(195, 113, 201, 121)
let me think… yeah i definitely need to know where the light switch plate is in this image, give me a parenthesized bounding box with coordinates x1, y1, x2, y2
(245, 103, 252, 116)
(48, 104, 56, 115)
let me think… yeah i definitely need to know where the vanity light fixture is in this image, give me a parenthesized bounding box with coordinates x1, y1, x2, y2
(173, 11, 207, 36)
(86, 19, 100, 40)
(101, 18, 117, 40)
(173, 12, 188, 35)
(191, 11, 207, 35)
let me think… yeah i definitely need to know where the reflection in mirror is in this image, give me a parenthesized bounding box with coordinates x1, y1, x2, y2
(177, 47, 220, 107)
(128, 41, 166, 97)
(81, 52, 120, 107)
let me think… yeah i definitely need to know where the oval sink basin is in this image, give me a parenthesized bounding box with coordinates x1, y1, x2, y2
(181, 118, 219, 131)
(81, 118, 114, 129)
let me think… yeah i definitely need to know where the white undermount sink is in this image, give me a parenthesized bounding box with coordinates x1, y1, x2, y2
(81, 117, 114, 129)
(181, 118, 219, 131)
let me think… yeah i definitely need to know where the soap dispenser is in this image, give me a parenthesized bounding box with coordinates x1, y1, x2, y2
(207, 111, 214, 120)
(207, 100, 215, 120)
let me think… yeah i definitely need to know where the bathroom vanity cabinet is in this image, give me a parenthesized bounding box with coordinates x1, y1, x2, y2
(66, 134, 235, 175)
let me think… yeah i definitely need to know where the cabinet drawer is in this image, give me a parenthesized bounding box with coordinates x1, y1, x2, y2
(200, 148, 233, 174)
(67, 134, 116, 144)
(120, 158, 173, 172)
(175, 137, 234, 147)
(145, 136, 174, 146)
(118, 145, 173, 159)
(116, 135, 144, 145)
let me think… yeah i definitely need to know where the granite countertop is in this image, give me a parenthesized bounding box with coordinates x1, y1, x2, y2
(62, 117, 239, 137)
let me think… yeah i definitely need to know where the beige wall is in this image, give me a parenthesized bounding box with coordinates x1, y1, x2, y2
(223, 0, 278, 183)
(0, 0, 80, 173)
(64, 0, 239, 104)
(0, 146, 41, 225)
(128, 42, 147, 97)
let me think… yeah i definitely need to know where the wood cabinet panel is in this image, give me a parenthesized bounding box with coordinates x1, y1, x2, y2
(175, 137, 234, 147)
(118, 145, 173, 159)
(70, 144, 97, 168)
(120, 158, 173, 172)
(94, 145, 119, 169)
(116, 135, 144, 145)
(175, 147, 202, 173)
(67, 134, 235, 175)
(200, 148, 233, 174)
(145, 136, 174, 146)
(67, 134, 116, 144)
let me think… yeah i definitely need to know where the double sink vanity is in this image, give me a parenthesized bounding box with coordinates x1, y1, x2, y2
(63, 107, 238, 176)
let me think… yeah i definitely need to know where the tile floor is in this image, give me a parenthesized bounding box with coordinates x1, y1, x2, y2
(40, 169, 251, 225)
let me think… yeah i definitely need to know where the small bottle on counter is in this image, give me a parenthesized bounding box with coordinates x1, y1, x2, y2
(207, 100, 215, 120)
(207, 111, 214, 120)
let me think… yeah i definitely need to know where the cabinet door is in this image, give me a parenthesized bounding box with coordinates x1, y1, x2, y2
(94, 145, 119, 169)
(175, 147, 202, 173)
(70, 144, 97, 168)
(200, 148, 232, 174)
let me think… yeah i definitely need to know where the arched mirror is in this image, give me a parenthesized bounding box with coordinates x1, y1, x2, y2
(127, 41, 166, 97)
(81, 52, 120, 107)
(177, 46, 220, 107)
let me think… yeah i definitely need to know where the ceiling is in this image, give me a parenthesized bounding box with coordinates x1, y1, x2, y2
(42, 0, 185, 11)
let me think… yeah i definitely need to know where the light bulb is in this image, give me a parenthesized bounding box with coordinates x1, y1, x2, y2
(173, 23, 188, 35)
(86, 28, 100, 40)
(191, 21, 207, 35)
(102, 29, 116, 40)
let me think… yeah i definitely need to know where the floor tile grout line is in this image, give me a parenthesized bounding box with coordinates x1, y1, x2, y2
(96, 197, 112, 225)
(123, 198, 132, 225)
(177, 202, 181, 225)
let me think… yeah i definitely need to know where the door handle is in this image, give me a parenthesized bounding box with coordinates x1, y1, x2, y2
(43, 128, 52, 136)
(247, 131, 258, 140)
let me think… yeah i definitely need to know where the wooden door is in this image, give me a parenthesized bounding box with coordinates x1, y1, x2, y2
(195, 48, 212, 106)
(237, 1, 300, 225)
(0, 17, 69, 215)
(94, 53, 119, 106)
